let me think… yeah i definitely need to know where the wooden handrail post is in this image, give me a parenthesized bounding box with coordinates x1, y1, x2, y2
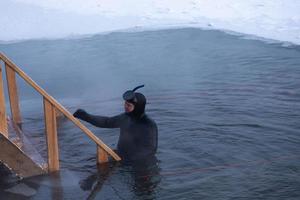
(97, 146, 109, 164)
(0, 63, 8, 137)
(44, 97, 60, 172)
(5, 63, 22, 126)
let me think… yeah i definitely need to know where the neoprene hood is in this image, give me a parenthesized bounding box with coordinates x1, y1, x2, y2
(123, 85, 146, 117)
(123, 85, 145, 103)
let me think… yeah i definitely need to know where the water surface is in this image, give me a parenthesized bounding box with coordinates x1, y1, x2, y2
(0, 28, 300, 200)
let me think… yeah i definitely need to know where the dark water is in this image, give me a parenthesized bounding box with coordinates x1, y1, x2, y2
(0, 28, 300, 199)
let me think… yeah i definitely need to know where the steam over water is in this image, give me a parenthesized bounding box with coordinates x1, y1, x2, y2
(1, 28, 300, 199)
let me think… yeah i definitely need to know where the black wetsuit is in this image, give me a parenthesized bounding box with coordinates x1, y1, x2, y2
(80, 112, 158, 161)
(74, 91, 158, 161)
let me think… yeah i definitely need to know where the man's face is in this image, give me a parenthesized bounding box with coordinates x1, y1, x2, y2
(124, 101, 135, 113)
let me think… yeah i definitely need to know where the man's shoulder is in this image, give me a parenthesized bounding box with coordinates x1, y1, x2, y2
(143, 114, 157, 126)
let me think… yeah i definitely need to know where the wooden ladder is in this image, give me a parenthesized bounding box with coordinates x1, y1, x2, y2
(0, 52, 121, 177)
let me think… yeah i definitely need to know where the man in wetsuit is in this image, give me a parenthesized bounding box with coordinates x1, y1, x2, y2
(73, 85, 158, 162)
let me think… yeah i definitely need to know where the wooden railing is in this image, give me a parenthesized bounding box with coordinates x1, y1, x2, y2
(0, 52, 121, 172)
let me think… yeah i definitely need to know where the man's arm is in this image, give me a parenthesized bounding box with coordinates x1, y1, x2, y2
(73, 109, 125, 128)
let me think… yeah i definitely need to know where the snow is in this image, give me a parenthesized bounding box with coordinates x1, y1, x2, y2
(0, 0, 300, 44)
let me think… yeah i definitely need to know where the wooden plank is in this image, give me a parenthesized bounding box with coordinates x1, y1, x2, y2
(5, 63, 22, 125)
(0, 53, 121, 161)
(0, 63, 8, 137)
(97, 146, 109, 164)
(0, 134, 47, 178)
(44, 98, 60, 172)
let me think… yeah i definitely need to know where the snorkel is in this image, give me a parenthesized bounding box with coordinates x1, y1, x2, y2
(123, 85, 145, 103)
(123, 85, 146, 118)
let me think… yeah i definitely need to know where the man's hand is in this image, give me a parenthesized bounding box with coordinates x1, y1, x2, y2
(73, 109, 88, 120)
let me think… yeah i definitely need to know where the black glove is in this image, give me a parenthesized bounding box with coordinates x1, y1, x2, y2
(73, 109, 88, 120)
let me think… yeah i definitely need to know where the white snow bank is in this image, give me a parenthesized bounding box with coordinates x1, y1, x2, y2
(1, 0, 300, 44)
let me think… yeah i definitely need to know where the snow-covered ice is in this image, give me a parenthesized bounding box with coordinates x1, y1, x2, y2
(0, 0, 300, 44)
